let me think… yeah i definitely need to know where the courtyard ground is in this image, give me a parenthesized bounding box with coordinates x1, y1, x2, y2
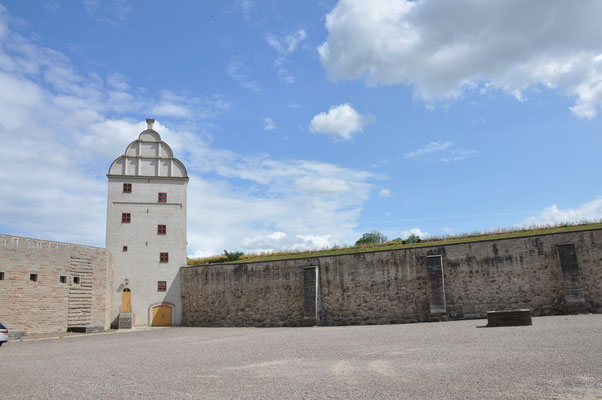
(0, 315, 600, 399)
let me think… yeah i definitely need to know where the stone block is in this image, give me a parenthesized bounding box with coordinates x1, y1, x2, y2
(118, 313, 132, 329)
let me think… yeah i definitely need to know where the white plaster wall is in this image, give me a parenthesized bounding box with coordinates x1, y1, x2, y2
(106, 176, 187, 327)
(172, 162, 186, 177)
(159, 144, 171, 157)
(160, 160, 170, 176)
(126, 158, 137, 174)
(106, 126, 188, 328)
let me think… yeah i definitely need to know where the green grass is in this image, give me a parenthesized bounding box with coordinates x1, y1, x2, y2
(187, 220, 602, 265)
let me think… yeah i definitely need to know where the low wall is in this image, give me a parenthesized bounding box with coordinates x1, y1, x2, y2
(181, 229, 601, 327)
(0, 235, 112, 336)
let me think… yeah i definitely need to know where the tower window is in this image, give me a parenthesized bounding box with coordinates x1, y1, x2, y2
(158, 192, 167, 202)
(121, 213, 131, 223)
(160, 252, 169, 263)
(30, 273, 38, 282)
(157, 225, 166, 235)
(158, 281, 167, 292)
(123, 183, 132, 193)
(123, 246, 128, 252)
(73, 276, 80, 284)
(59, 276, 67, 284)
(0, 272, 4, 280)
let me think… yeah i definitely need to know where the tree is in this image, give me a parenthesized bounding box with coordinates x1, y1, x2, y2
(223, 250, 244, 261)
(405, 234, 421, 244)
(355, 231, 388, 246)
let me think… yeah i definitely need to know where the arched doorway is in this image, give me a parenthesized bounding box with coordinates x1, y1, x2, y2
(151, 304, 172, 326)
(121, 288, 131, 313)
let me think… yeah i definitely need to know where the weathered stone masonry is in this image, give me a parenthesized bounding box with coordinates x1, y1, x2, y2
(0, 235, 112, 337)
(181, 229, 601, 327)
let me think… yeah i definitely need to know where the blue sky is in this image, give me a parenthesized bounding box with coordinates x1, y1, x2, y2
(0, 0, 601, 257)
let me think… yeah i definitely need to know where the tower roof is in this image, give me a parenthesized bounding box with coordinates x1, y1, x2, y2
(107, 119, 188, 179)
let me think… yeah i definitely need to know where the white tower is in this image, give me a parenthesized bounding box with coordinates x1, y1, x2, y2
(106, 119, 188, 327)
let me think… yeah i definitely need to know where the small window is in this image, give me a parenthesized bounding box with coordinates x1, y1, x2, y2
(157, 225, 166, 235)
(123, 246, 128, 252)
(123, 183, 132, 193)
(0, 272, 4, 280)
(30, 273, 38, 282)
(160, 252, 169, 263)
(73, 276, 80, 284)
(157, 281, 167, 292)
(121, 213, 131, 223)
(158, 192, 167, 202)
(59, 276, 67, 284)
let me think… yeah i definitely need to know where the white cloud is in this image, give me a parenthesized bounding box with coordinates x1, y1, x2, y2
(227, 60, 261, 93)
(405, 142, 478, 161)
(295, 234, 332, 249)
(267, 29, 307, 54)
(262, 116, 275, 130)
(233, 0, 254, 20)
(378, 188, 391, 198)
(440, 148, 479, 162)
(268, 231, 287, 240)
(371, 159, 389, 168)
(266, 29, 307, 84)
(239, 231, 334, 254)
(151, 102, 189, 118)
(80, 119, 146, 158)
(520, 198, 602, 226)
(400, 228, 430, 239)
(184, 151, 374, 256)
(405, 141, 453, 158)
(44, 1, 60, 12)
(294, 176, 351, 194)
(106, 72, 129, 90)
(0, 7, 376, 257)
(441, 227, 454, 235)
(186, 164, 371, 257)
(149, 91, 230, 120)
(83, 0, 133, 25)
(309, 103, 367, 140)
(319, 0, 602, 118)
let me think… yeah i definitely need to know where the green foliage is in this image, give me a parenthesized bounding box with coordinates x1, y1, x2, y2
(223, 250, 244, 262)
(405, 234, 421, 244)
(187, 255, 227, 265)
(355, 231, 388, 246)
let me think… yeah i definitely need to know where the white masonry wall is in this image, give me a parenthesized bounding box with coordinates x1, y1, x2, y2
(106, 121, 188, 327)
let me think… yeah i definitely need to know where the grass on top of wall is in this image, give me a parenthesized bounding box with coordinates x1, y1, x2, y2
(186, 220, 602, 266)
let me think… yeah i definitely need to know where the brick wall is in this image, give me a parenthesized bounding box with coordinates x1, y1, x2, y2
(181, 229, 601, 327)
(0, 235, 112, 336)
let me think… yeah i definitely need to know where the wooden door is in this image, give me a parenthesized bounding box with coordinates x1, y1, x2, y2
(121, 288, 131, 313)
(152, 305, 172, 326)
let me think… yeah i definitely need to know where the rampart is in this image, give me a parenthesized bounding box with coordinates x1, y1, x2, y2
(181, 229, 601, 327)
(0, 235, 112, 337)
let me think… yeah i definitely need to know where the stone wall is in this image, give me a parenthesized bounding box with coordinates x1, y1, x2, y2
(0, 235, 112, 337)
(181, 261, 307, 326)
(181, 229, 601, 327)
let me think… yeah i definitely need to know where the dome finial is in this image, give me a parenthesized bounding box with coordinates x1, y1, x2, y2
(146, 118, 155, 130)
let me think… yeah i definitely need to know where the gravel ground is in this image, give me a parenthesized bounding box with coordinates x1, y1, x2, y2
(0, 315, 600, 399)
